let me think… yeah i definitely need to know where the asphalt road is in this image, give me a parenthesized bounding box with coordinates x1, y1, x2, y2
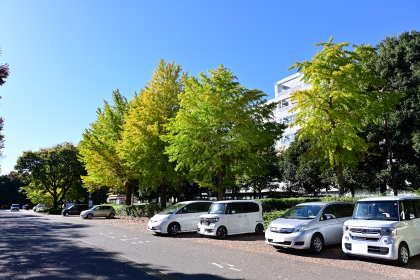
(0, 210, 414, 279)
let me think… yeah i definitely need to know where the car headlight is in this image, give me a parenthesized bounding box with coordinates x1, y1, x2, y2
(267, 223, 272, 231)
(294, 223, 309, 232)
(381, 227, 397, 236)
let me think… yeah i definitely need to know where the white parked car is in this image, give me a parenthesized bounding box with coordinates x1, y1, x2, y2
(148, 201, 213, 236)
(10, 204, 20, 211)
(33, 203, 48, 212)
(198, 200, 264, 239)
(342, 196, 420, 266)
(265, 202, 354, 254)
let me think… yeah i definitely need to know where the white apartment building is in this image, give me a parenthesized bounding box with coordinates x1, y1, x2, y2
(268, 72, 311, 150)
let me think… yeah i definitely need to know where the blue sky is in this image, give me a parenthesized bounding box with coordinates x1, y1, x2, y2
(0, 0, 419, 175)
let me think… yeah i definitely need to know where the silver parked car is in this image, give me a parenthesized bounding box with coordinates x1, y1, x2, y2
(265, 201, 355, 254)
(80, 205, 115, 219)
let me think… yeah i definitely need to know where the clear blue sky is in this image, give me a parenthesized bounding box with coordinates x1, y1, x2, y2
(0, 0, 419, 175)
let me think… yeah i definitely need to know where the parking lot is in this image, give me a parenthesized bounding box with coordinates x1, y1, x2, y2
(3, 209, 420, 279)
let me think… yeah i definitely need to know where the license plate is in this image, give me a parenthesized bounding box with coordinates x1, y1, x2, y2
(273, 236, 284, 243)
(352, 244, 367, 254)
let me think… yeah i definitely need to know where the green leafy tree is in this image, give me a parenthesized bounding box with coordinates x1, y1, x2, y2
(119, 59, 185, 208)
(0, 174, 29, 207)
(79, 90, 137, 205)
(0, 46, 10, 166)
(288, 37, 404, 196)
(363, 30, 420, 195)
(238, 147, 281, 199)
(278, 135, 333, 195)
(163, 65, 286, 200)
(15, 142, 86, 208)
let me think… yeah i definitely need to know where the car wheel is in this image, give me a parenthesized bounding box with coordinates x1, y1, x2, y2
(310, 233, 324, 254)
(65, 212, 69, 217)
(216, 226, 227, 239)
(108, 213, 115, 219)
(167, 223, 180, 236)
(255, 224, 264, 235)
(395, 243, 409, 266)
(87, 214, 93, 219)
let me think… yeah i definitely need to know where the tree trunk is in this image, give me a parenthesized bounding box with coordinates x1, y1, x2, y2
(337, 161, 344, 196)
(125, 181, 133, 206)
(161, 178, 167, 208)
(384, 116, 398, 196)
(217, 167, 224, 201)
(178, 171, 181, 203)
(380, 182, 387, 194)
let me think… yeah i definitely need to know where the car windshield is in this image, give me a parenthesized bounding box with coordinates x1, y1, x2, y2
(90, 206, 98, 210)
(282, 205, 323, 219)
(11, 204, 19, 207)
(353, 201, 399, 221)
(208, 203, 227, 214)
(68, 205, 75, 209)
(159, 203, 186, 214)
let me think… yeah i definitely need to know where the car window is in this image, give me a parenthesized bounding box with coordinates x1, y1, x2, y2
(231, 203, 242, 214)
(197, 202, 212, 212)
(337, 204, 354, 218)
(400, 201, 417, 220)
(243, 203, 253, 213)
(184, 204, 197, 213)
(320, 205, 337, 220)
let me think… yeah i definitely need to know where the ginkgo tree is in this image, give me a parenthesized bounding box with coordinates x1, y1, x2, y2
(288, 37, 404, 196)
(118, 59, 186, 208)
(163, 65, 285, 200)
(78, 90, 137, 205)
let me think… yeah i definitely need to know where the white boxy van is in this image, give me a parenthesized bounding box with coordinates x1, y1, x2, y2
(197, 200, 264, 239)
(342, 196, 420, 266)
(147, 201, 213, 236)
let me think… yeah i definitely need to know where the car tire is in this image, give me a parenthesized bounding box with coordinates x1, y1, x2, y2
(108, 213, 115, 219)
(395, 243, 409, 266)
(255, 224, 264, 235)
(309, 233, 324, 254)
(87, 214, 93, 219)
(167, 223, 180, 236)
(64, 212, 69, 217)
(216, 226, 227, 239)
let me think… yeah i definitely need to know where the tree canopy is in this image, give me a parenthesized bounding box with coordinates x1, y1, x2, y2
(362, 30, 420, 194)
(288, 37, 404, 195)
(0, 46, 10, 167)
(15, 142, 86, 208)
(78, 90, 137, 205)
(163, 65, 286, 200)
(119, 59, 186, 208)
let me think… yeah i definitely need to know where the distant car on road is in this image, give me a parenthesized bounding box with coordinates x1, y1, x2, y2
(62, 204, 89, 216)
(10, 204, 20, 211)
(33, 203, 48, 212)
(80, 205, 115, 219)
(23, 203, 36, 210)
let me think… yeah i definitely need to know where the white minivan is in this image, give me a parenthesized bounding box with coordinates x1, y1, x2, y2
(197, 200, 264, 239)
(147, 201, 213, 236)
(342, 196, 420, 266)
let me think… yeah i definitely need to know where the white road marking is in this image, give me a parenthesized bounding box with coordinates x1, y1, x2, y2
(211, 263, 241, 271)
(211, 263, 224, 268)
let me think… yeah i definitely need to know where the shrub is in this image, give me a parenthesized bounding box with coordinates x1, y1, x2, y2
(47, 208, 62, 215)
(263, 210, 287, 226)
(113, 204, 162, 218)
(256, 197, 321, 212)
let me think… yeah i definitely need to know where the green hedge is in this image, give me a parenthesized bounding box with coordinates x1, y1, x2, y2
(256, 197, 321, 212)
(113, 204, 162, 218)
(47, 208, 62, 215)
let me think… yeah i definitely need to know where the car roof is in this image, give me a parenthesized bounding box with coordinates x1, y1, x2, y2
(176, 201, 213, 204)
(297, 201, 354, 206)
(211, 200, 262, 204)
(357, 196, 419, 202)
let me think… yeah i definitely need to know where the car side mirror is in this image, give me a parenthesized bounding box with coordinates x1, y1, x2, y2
(410, 213, 415, 220)
(231, 210, 236, 214)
